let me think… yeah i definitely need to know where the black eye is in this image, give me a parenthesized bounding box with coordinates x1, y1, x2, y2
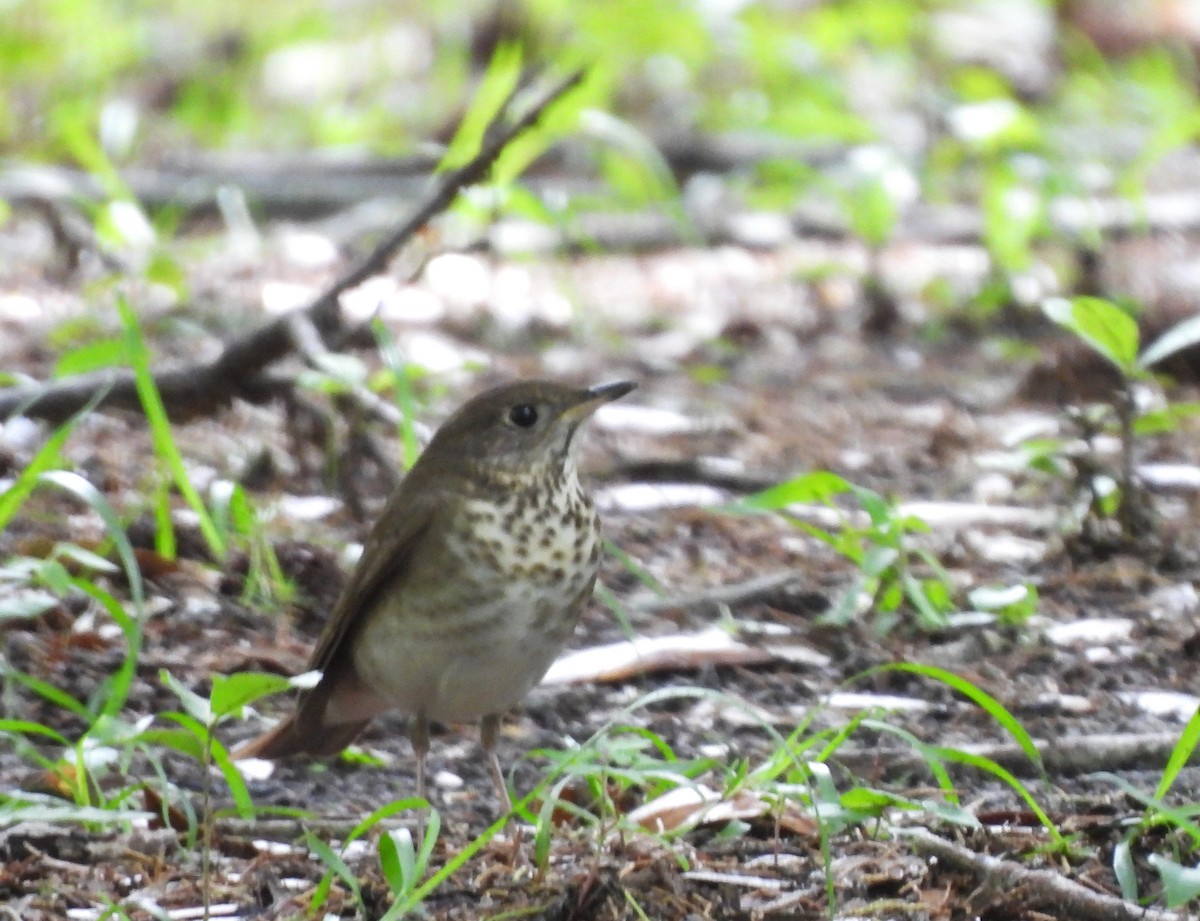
(508, 404, 538, 428)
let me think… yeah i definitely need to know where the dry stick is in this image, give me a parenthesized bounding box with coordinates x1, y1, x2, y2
(624, 570, 811, 615)
(286, 313, 403, 428)
(0, 68, 586, 425)
(0, 131, 842, 217)
(905, 827, 1186, 921)
(611, 457, 782, 492)
(214, 815, 399, 844)
(837, 730, 1200, 779)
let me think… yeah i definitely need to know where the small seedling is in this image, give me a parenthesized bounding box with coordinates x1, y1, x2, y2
(734, 471, 955, 632)
(209, 480, 294, 609)
(144, 670, 299, 915)
(2, 461, 149, 814)
(1094, 703, 1200, 907)
(378, 814, 442, 913)
(305, 796, 432, 918)
(1042, 296, 1200, 547)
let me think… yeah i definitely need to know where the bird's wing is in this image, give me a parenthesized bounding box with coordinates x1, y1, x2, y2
(305, 476, 444, 675)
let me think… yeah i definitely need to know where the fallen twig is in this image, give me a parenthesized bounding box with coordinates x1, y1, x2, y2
(0, 67, 586, 425)
(836, 730, 1200, 779)
(0, 130, 841, 217)
(623, 570, 821, 617)
(285, 313, 403, 429)
(905, 827, 1185, 921)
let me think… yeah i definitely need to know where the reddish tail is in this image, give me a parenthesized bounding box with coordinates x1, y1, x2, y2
(231, 712, 370, 760)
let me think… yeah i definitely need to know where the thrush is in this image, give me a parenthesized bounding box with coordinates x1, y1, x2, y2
(233, 378, 635, 828)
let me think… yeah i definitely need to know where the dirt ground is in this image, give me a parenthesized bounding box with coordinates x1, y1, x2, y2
(3, 200, 1200, 921)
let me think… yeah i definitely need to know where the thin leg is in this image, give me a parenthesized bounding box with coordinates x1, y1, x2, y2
(411, 713, 430, 848)
(480, 712, 513, 814)
(480, 713, 522, 863)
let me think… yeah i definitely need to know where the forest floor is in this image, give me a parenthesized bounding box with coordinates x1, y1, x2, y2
(4, 191, 1200, 921)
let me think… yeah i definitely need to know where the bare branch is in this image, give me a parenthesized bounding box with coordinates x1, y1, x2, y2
(0, 67, 587, 424)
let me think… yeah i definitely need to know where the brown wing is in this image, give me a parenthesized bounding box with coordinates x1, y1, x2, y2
(231, 461, 459, 761)
(306, 474, 446, 675)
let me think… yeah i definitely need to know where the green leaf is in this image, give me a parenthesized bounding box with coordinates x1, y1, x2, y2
(145, 251, 187, 298)
(857, 719, 958, 804)
(139, 726, 207, 761)
(53, 543, 118, 574)
(345, 797, 428, 845)
(4, 670, 90, 720)
(418, 809, 440, 874)
(736, 471, 852, 511)
(488, 73, 594, 186)
(982, 162, 1040, 273)
(929, 745, 1061, 842)
(307, 832, 363, 907)
(840, 178, 898, 248)
(378, 828, 410, 895)
(75, 580, 140, 719)
(0, 591, 58, 622)
(209, 672, 295, 720)
(583, 109, 682, 207)
(0, 390, 105, 532)
(605, 540, 666, 597)
(875, 663, 1044, 773)
(54, 339, 128, 377)
(862, 546, 899, 578)
(0, 719, 69, 745)
(1113, 840, 1138, 902)
(1154, 702, 1200, 802)
(1134, 402, 1200, 436)
(153, 478, 175, 560)
(372, 320, 422, 471)
(851, 485, 892, 525)
(1094, 773, 1200, 846)
(160, 670, 212, 724)
(838, 786, 896, 815)
(36, 559, 75, 595)
(1043, 296, 1139, 373)
(227, 483, 256, 533)
(905, 574, 950, 629)
(438, 43, 523, 172)
(38, 468, 145, 615)
(211, 737, 257, 818)
(1150, 856, 1200, 908)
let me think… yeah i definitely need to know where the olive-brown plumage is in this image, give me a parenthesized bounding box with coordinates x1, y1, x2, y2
(233, 378, 635, 822)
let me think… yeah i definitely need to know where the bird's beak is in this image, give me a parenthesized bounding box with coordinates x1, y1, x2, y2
(564, 380, 637, 422)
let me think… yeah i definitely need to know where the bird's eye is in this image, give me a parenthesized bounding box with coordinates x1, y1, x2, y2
(508, 404, 539, 428)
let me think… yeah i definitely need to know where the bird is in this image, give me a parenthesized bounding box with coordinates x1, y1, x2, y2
(232, 378, 636, 834)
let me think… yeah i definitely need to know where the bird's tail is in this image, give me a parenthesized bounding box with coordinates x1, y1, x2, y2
(231, 712, 370, 761)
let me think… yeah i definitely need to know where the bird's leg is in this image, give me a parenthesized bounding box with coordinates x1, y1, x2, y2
(481, 712, 524, 862)
(411, 713, 430, 848)
(480, 712, 513, 814)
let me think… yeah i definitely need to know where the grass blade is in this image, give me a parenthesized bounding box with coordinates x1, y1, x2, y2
(115, 294, 225, 560)
(871, 662, 1044, 773)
